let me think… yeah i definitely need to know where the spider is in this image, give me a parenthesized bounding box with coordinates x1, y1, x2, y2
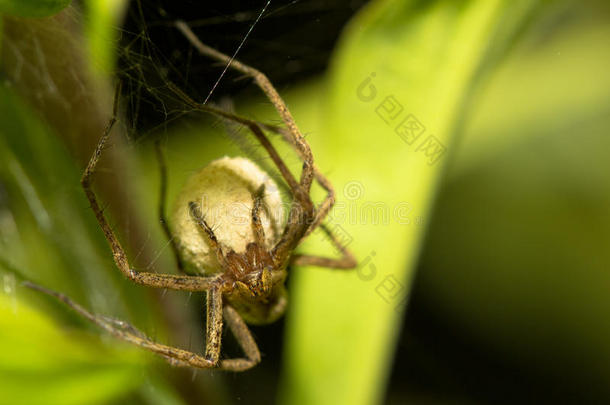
(25, 21, 356, 372)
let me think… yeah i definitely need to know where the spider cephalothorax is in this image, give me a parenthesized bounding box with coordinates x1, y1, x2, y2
(26, 20, 356, 372)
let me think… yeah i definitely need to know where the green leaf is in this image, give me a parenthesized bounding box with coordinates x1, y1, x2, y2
(0, 292, 145, 405)
(0, 81, 151, 403)
(276, 0, 540, 404)
(137, 373, 189, 405)
(84, 0, 129, 74)
(0, 81, 146, 317)
(416, 4, 610, 395)
(0, 0, 71, 17)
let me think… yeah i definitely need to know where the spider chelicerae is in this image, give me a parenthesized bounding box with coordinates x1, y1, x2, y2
(25, 21, 356, 371)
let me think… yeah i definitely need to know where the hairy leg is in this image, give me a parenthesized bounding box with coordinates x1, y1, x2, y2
(81, 85, 222, 291)
(175, 20, 314, 193)
(24, 281, 262, 371)
(290, 224, 357, 269)
(155, 140, 185, 271)
(166, 83, 301, 196)
(204, 286, 223, 364)
(167, 97, 354, 269)
(188, 201, 229, 269)
(165, 30, 354, 269)
(259, 123, 336, 238)
(166, 84, 315, 266)
(218, 305, 261, 372)
(250, 185, 267, 246)
(23, 281, 217, 368)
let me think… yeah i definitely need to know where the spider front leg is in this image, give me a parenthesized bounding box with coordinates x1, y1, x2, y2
(251, 184, 267, 246)
(82, 84, 219, 292)
(175, 20, 314, 193)
(204, 286, 223, 363)
(23, 281, 261, 371)
(168, 85, 355, 270)
(260, 124, 337, 238)
(22, 281, 216, 368)
(256, 124, 357, 268)
(170, 25, 356, 270)
(201, 282, 263, 372)
(188, 202, 263, 370)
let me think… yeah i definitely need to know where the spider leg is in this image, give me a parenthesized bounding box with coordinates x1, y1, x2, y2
(166, 84, 315, 266)
(211, 113, 354, 266)
(169, 25, 350, 266)
(179, 98, 350, 263)
(167, 83, 301, 197)
(204, 286, 223, 364)
(188, 201, 228, 268)
(219, 111, 335, 238)
(218, 305, 261, 372)
(82, 84, 222, 292)
(22, 281, 217, 369)
(175, 20, 314, 194)
(24, 281, 261, 371)
(251, 184, 267, 246)
(155, 140, 185, 272)
(289, 223, 357, 269)
(252, 130, 355, 267)
(259, 124, 336, 238)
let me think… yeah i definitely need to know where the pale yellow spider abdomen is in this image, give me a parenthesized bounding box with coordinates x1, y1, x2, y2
(170, 156, 284, 276)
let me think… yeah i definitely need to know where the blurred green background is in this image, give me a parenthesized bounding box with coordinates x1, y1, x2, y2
(1, 0, 609, 404)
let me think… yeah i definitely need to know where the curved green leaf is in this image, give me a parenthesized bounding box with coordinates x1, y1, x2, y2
(0, 293, 145, 405)
(277, 0, 540, 404)
(85, 0, 129, 74)
(0, 81, 150, 403)
(417, 5, 610, 396)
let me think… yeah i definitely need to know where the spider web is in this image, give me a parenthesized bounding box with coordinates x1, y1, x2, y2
(112, 0, 368, 235)
(0, 1, 365, 399)
(115, 0, 331, 202)
(110, 0, 369, 363)
(117, 0, 341, 132)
